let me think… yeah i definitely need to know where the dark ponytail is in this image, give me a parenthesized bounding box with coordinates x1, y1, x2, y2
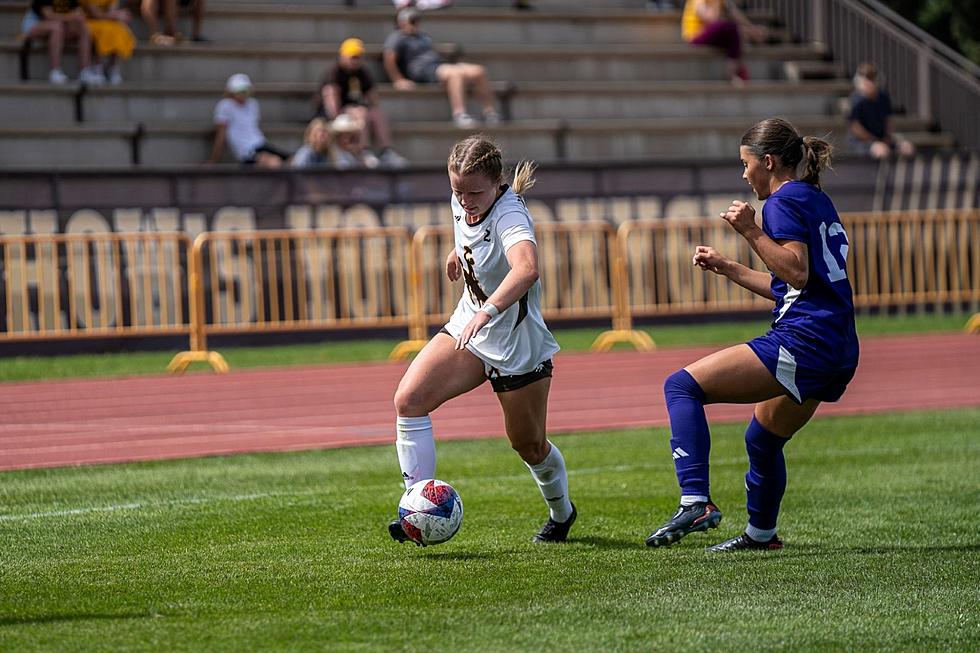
(800, 136, 833, 186)
(741, 117, 833, 187)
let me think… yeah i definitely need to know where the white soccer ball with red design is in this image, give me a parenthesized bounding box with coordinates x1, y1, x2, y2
(397, 479, 463, 546)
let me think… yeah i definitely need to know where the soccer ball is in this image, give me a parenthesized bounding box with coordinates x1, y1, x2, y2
(398, 479, 463, 546)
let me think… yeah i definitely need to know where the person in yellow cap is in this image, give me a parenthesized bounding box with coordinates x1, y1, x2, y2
(315, 37, 407, 168)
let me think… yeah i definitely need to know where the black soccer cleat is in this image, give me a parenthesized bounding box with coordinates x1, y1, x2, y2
(532, 502, 577, 543)
(706, 532, 784, 552)
(645, 501, 722, 547)
(388, 518, 423, 546)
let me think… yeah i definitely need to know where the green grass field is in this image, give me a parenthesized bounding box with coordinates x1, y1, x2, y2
(2, 409, 978, 652)
(0, 312, 969, 382)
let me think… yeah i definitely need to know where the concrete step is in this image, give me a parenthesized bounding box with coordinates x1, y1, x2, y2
(3, 40, 825, 85)
(0, 115, 943, 168)
(0, 79, 855, 125)
(0, 2, 685, 46)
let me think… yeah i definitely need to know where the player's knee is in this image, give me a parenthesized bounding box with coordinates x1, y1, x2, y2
(394, 386, 427, 417)
(511, 440, 547, 465)
(663, 368, 706, 405)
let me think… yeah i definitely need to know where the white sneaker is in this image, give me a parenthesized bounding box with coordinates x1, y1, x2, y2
(79, 66, 106, 86)
(483, 110, 501, 126)
(48, 68, 68, 84)
(453, 112, 476, 128)
(379, 148, 409, 168)
(107, 65, 123, 86)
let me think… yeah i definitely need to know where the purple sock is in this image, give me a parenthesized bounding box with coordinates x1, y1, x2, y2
(744, 417, 790, 531)
(664, 369, 711, 497)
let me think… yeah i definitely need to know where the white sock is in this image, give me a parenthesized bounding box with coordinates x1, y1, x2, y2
(526, 442, 573, 522)
(396, 415, 435, 489)
(680, 494, 709, 506)
(745, 524, 777, 542)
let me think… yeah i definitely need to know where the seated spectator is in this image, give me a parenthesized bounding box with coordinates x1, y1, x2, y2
(383, 8, 499, 128)
(290, 118, 333, 169)
(848, 62, 915, 159)
(21, 0, 105, 84)
(316, 38, 407, 168)
(681, 0, 766, 86)
(392, 0, 452, 10)
(80, 0, 135, 85)
(140, 0, 206, 45)
(331, 113, 380, 170)
(208, 73, 289, 168)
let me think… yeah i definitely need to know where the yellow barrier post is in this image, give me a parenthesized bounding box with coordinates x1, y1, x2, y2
(591, 222, 655, 352)
(966, 314, 980, 333)
(390, 231, 429, 360)
(167, 234, 229, 374)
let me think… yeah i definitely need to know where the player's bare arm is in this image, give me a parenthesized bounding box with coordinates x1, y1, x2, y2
(446, 249, 461, 281)
(722, 200, 809, 289)
(693, 245, 774, 300)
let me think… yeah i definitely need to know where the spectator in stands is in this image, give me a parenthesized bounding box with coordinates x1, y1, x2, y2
(290, 118, 333, 169)
(80, 0, 135, 85)
(330, 113, 380, 169)
(383, 8, 500, 128)
(681, 0, 766, 86)
(848, 62, 915, 159)
(209, 73, 289, 168)
(316, 38, 408, 168)
(21, 0, 106, 84)
(140, 0, 206, 45)
(392, 0, 452, 10)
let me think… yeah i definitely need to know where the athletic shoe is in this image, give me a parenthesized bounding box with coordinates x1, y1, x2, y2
(48, 68, 68, 84)
(453, 112, 476, 128)
(706, 532, 783, 552)
(482, 110, 501, 126)
(388, 518, 422, 546)
(79, 66, 105, 86)
(379, 147, 408, 168)
(532, 502, 577, 543)
(106, 65, 123, 86)
(645, 501, 722, 547)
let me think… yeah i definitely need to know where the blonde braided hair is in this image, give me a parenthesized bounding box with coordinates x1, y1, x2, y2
(448, 134, 537, 195)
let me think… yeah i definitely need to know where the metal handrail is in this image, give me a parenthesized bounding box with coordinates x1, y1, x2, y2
(752, 0, 980, 150)
(860, 0, 980, 78)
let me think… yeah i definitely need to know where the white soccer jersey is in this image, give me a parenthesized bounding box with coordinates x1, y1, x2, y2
(444, 185, 560, 376)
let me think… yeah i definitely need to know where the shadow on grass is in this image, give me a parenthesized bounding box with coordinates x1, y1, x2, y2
(569, 535, 643, 550)
(848, 543, 980, 554)
(704, 542, 980, 562)
(0, 611, 154, 627)
(421, 551, 496, 560)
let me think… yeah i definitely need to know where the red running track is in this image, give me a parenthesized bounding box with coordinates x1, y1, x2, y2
(1, 333, 978, 471)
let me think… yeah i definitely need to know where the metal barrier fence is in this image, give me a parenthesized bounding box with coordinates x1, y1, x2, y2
(619, 209, 980, 318)
(2, 210, 977, 368)
(401, 222, 651, 356)
(169, 227, 414, 371)
(846, 210, 980, 310)
(0, 232, 191, 342)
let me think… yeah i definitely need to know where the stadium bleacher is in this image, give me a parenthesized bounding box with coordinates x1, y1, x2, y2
(1, 0, 954, 168)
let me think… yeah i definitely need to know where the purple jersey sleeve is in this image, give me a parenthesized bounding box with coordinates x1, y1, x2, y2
(762, 195, 808, 243)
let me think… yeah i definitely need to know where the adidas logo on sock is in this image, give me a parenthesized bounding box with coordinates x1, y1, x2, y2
(672, 447, 689, 460)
